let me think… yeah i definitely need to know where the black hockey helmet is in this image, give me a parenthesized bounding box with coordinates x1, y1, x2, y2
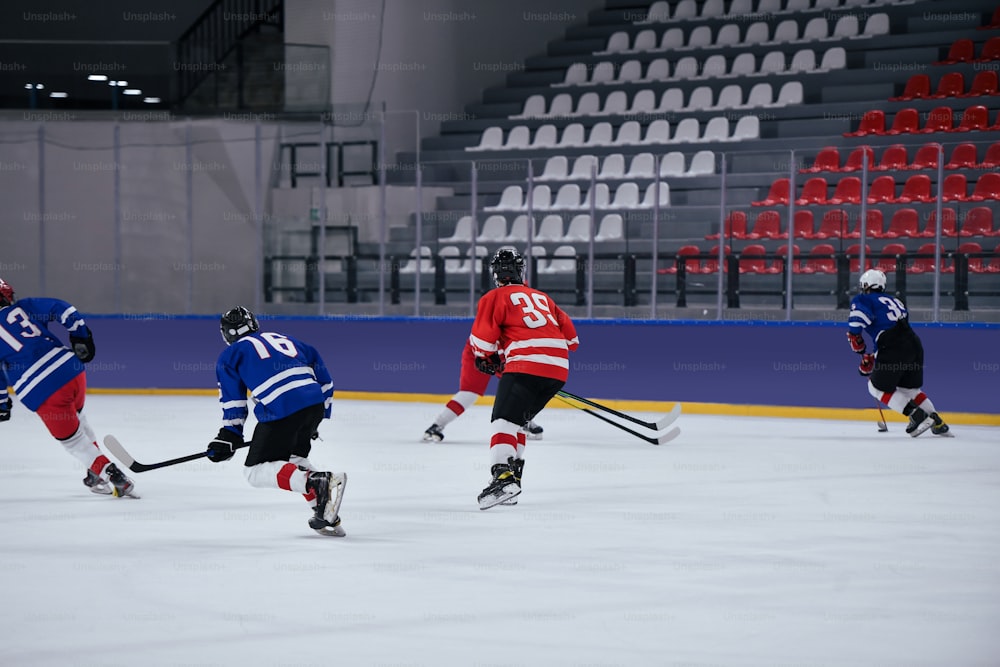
(220, 306, 259, 344)
(490, 246, 525, 287)
(0, 278, 13, 307)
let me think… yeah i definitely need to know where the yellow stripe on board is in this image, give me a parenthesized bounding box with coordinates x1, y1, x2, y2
(87, 387, 1000, 426)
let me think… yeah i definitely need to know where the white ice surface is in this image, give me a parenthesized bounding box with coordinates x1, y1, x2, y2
(1, 394, 998, 667)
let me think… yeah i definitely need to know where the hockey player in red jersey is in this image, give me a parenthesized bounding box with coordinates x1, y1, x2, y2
(0, 278, 136, 497)
(421, 341, 544, 443)
(469, 247, 579, 509)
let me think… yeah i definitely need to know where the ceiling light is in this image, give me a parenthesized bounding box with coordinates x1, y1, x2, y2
(123, 89, 142, 96)
(49, 92, 68, 98)
(143, 97, 161, 104)
(87, 74, 108, 82)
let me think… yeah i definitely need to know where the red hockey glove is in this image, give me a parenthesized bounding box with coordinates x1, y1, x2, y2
(858, 353, 875, 376)
(847, 331, 866, 354)
(474, 353, 504, 376)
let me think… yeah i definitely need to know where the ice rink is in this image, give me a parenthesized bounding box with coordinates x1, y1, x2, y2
(1, 393, 998, 667)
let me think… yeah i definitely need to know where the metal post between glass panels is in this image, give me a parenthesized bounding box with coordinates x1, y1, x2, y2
(469, 161, 478, 316)
(785, 149, 797, 321)
(648, 156, 660, 320)
(932, 144, 945, 322)
(716, 152, 727, 319)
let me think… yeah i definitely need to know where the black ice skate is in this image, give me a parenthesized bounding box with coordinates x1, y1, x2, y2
(930, 412, 952, 437)
(520, 421, 543, 440)
(83, 470, 111, 495)
(478, 463, 521, 510)
(500, 457, 524, 506)
(422, 424, 444, 443)
(105, 463, 139, 498)
(307, 471, 347, 537)
(905, 407, 934, 438)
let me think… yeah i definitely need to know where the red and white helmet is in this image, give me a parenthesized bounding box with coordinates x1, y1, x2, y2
(0, 278, 14, 307)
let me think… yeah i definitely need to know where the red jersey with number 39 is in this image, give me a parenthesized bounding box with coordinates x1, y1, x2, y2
(469, 284, 579, 381)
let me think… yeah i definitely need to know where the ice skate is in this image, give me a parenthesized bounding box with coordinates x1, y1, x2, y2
(930, 413, 952, 437)
(307, 471, 347, 536)
(105, 463, 139, 498)
(905, 408, 934, 438)
(478, 463, 521, 510)
(422, 424, 444, 443)
(500, 457, 524, 506)
(83, 470, 112, 495)
(520, 420, 543, 440)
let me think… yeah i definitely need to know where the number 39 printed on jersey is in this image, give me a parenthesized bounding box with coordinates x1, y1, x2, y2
(878, 295, 907, 321)
(509, 292, 558, 329)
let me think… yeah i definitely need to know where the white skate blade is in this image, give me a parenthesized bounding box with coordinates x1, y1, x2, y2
(478, 483, 520, 510)
(313, 522, 346, 537)
(909, 417, 934, 438)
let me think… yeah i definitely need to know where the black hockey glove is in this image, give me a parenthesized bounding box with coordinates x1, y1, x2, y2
(70, 334, 95, 363)
(0, 398, 11, 422)
(858, 353, 875, 377)
(206, 428, 242, 462)
(847, 331, 866, 354)
(474, 353, 504, 376)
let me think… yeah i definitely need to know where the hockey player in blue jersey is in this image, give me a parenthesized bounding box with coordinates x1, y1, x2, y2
(205, 306, 347, 536)
(0, 278, 136, 496)
(847, 269, 950, 437)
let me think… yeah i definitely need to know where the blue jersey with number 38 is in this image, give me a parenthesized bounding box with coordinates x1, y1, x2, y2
(847, 292, 908, 352)
(216, 331, 334, 437)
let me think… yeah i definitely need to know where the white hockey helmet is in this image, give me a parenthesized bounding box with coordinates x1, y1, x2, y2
(859, 268, 886, 293)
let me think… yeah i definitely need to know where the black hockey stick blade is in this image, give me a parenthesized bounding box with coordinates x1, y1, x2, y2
(103, 435, 250, 473)
(557, 390, 681, 431)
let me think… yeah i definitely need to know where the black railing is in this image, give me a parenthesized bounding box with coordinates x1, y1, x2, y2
(175, 0, 283, 106)
(281, 141, 378, 187)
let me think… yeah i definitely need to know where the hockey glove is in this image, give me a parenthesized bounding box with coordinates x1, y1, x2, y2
(0, 398, 10, 422)
(70, 334, 95, 363)
(858, 353, 875, 377)
(847, 331, 866, 354)
(474, 353, 504, 376)
(206, 428, 242, 462)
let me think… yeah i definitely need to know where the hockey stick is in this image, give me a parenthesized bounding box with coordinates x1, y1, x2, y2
(556, 390, 681, 432)
(103, 435, 250, 473)
(874, 400, 888, 432)
(554, 395, 681, 445)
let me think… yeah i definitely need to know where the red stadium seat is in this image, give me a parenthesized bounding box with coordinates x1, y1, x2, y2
(842, 145, 876, 172)
(746, 210, 782, 239)
(701, 245, 730, 274)
(944, 143, 978, 169)
(909, 143, 941, 170)
(978, 36, 1000, 61)
(861, 209, 886, 239)
(801, 147, 840, 173)
(960, 206, 996, 236)
(909, 243, 944, 274)
(920, 208, 958, 238)
(867, 175, 897, 204)
(942, 173, 969, 202)
(752, 178, 790, 206)
(980, 142, 1000, 167)
(659, 245, 701, 274)
(891, 74, 932, 101)
(787, 210, 815, 239)
(875, 243, 907, 273)
(930, 72, 965, 98)
(897, 174, 934, 203)
(887, 108, 921, 135)
(979, 7, 1000, 30)
(796, 177, 829, 205)
(935, 39, 974, 65)
(846, 243, 872, 273)
(706, 211, 747, 240)
(987, 243, 1000, 273)
(814, 209, 850, 239)
(774, 244, 802, 273)
(874, 144, 907, 171)
(738, 244, 770, 274)
(883, 208, 921, 238)
(919, 106, 953, 133)
(954, 242, 985, 273)
(969, 172, 1000, 201)
(827, 177, 861, 205)
(844, 110, 885, 137)
(801, 244, 837, 274)
(961, 70, 999, 96)
(953, 105, 990, 132)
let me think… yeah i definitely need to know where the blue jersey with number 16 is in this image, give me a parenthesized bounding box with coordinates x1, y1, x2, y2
(216, 331, 334, 437)
(847, 292, 908, 352)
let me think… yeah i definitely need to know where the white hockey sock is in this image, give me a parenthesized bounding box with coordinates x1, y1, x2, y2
(435, 390, 480, 427)
(290, 455, 315, 470)
(489, 419, 519, 467)
(515, 431, 526, 459)
(59, 427, 108, 472)
(77, 411, 97, 443)
(869, 382, 911, 414)
(243, 461, 309, 493)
